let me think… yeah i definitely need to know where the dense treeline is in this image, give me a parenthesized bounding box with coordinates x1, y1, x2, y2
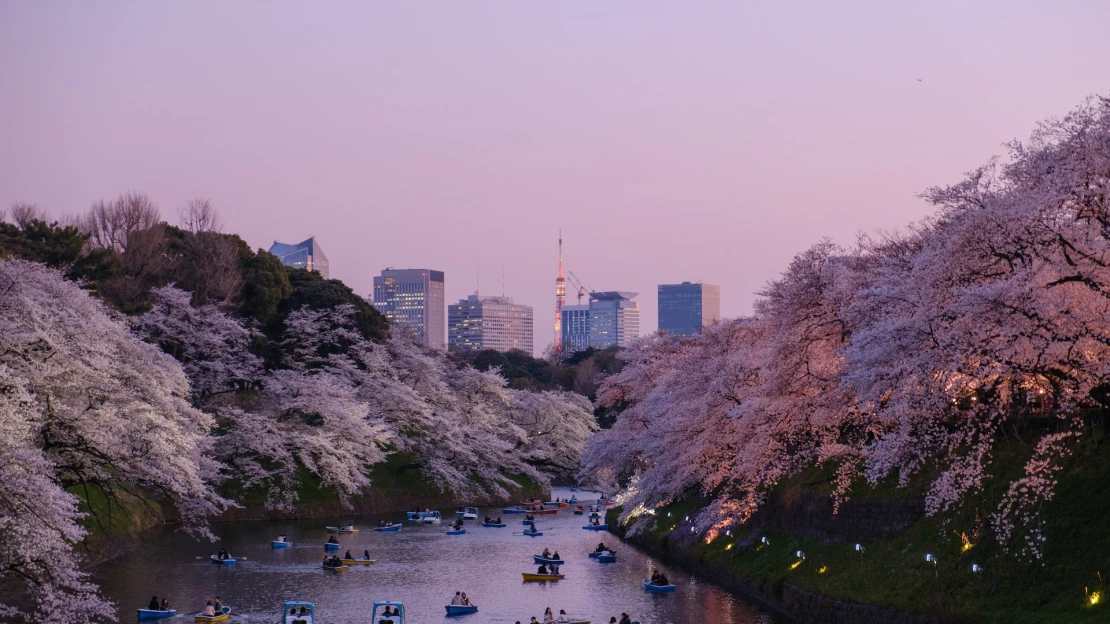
(0, 199, 595, 623)
(582, 95, 1110, 563)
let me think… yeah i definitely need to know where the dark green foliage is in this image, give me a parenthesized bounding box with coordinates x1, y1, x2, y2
(238, 248, 292, 322)
(268, 268, 389, 342)
(0, 219, 119, 286)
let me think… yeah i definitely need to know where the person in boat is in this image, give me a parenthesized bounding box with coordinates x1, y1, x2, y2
(592, 517, 601, 526)
(658, 572, 670, 585)
(484, 515, 491, 523)
(542, 547, 551, 558)
(619, 614, 632, 624)
(537, 563, 549, 575)
(552, 550, 560, 559)
(596, 542, 607, 552)
(557, 609, 570, 623)
(327, 535, 339, 544)
(344, 549, 353, 559)
(651, 572, 660, 584)
(213, 597, 222, 612)
(202, 601, 216, 617)
(544, 607, 555, 623)
(450, 591, 464, 606)
(363, 549, 371, 560)
(550, 563, 560, 574)
(160, 598, 170, 611)
(148, 596, 159, 610)
(530, 618, 540, 624)
(496, 516, 502, 523)
(461, 592, 470, 606)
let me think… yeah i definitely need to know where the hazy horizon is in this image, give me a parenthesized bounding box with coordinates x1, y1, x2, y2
(3, 1, 1109, 354)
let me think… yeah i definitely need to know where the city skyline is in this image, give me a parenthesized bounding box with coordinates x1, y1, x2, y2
(3, 2, 1109, 352)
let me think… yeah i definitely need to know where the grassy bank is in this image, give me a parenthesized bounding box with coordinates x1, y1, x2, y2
(619, 433, 1110, 624)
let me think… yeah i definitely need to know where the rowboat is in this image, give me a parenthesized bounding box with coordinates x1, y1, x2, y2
(569, 488, 578, 492)
(210, 555, 236, 564)
(482, 522, 506, 527)
(456, 506, 479, 519)
(543, 501, 560, 506)
(530, 508, 558, 515)
(533, 554, 565, 564)
(324, 542, 340, 550)
(194, 606, 231, 622)
(137, 608, 176, 619)
(282, 600, 314, 624)
(573, 509, 584, 515)
(522, 572, 564, 581)
(445, 528, 466, 535)
(444, 604, 479, 616)
(598, 552, 617, 563)
(406, 510, 441, 523)
(522, 530, 543, 537)
(375, 524, 401, 532)
(582, 524, 609, 531)
(340, 558, 376, 565)
(589, 551, 604, 558)
(643, 579, 676, 592)
(558, 502, 570, 507)
(272, 540, 292, 549)
(325, 526, 359, 534)
(501, 507, 527, 514)
(322, 562, 348, 572)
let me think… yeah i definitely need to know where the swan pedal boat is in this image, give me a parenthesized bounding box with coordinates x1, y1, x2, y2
(444, 604, 479, 616)
(522, 572, 565, 581)
(194, 606, 231, 622)
(340, 558, 376, 565)
(533, 554, 565, 564)
(375, 524, 402, 532)
(445, 528, 467, 535)
(137, 608, 176, 619)
(456, 506, 479, 519)
(325, 526, 359, 534)
(582, 524, 609, 530)
(210, 555, 236, 564)
(482, 521, 506, 527)
(272, 540, 292, 548)
(643, 579, 676, 592)
(322, 562, 349, 572)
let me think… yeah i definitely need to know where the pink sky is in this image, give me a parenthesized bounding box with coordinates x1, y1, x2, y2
(3, 2, 1108, 354)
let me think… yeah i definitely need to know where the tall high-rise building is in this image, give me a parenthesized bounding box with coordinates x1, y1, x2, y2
(560, 304, 590, 354)
(588, 291, 640, 349)
(268, 236, 329, 279)
(448, 294, 534, 354)
(371, 268, 445, 349)
(658, 282, 721, 336)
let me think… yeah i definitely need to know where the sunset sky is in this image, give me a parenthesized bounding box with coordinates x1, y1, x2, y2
(3, 1, 1109, 353)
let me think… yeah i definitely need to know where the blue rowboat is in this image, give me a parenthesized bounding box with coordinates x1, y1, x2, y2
(643, 579, 676, 593)
(324, 542, 340, 551)
(445, 528, 467, 535)
(589, 551, 604, 558)
(375, 524, 401, 532)
(598, 553, 617, 563)
(569, 488, 578, 492)
(210, 555, 236, 564)
(272, 540, 291, 549)
(137, 608, 176, 619)
(582, 524, 609, 531)
(522, 530, 543, 537)
(482, 522, 506, 528)
(573, 510, 584, 515)
(445, 604, 478, 616)
(501, 508, 526, 514)
(533, 555, 565, 564)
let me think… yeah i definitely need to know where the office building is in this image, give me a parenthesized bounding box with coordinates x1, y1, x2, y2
(372, 268, 445, 349)
(658, 282, 721, 336)
(588, 291, 640, 349)
(448, 294, 534, 354)
(560, 304, 591, 354)
(268, 236, 329, 279)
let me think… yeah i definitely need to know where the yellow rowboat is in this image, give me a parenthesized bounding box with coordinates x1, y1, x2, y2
(522, 573, 565, 582)
(322, 563, 349, 572)
(340, 559, 376, 566)
(325, 526, 359, 534)
(194, 606, 231, 622)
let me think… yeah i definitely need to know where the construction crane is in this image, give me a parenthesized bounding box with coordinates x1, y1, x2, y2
(567, 271, 592, 305)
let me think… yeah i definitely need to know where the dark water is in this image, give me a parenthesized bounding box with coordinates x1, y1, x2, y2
(95, 489, 770, 624)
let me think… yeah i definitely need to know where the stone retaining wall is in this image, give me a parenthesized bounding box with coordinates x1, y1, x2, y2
(754, 491, 926, 543)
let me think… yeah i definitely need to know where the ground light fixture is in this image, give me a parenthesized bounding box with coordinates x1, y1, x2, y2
(796, 550, 805, 559)
(855, 543, 865, 562)
(926, 553, 938, 577)
(761, 536, 770, 545)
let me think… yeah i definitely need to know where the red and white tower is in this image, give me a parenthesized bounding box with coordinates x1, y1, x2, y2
(554, 229, 566, 348)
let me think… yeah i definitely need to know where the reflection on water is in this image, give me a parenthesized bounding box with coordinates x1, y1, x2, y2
(95, 489, 772, 623)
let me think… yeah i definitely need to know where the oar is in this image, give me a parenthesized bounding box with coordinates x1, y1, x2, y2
(195, 556, 247, 560)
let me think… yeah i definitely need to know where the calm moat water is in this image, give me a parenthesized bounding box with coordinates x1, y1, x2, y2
(95, 489, 771, 623)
